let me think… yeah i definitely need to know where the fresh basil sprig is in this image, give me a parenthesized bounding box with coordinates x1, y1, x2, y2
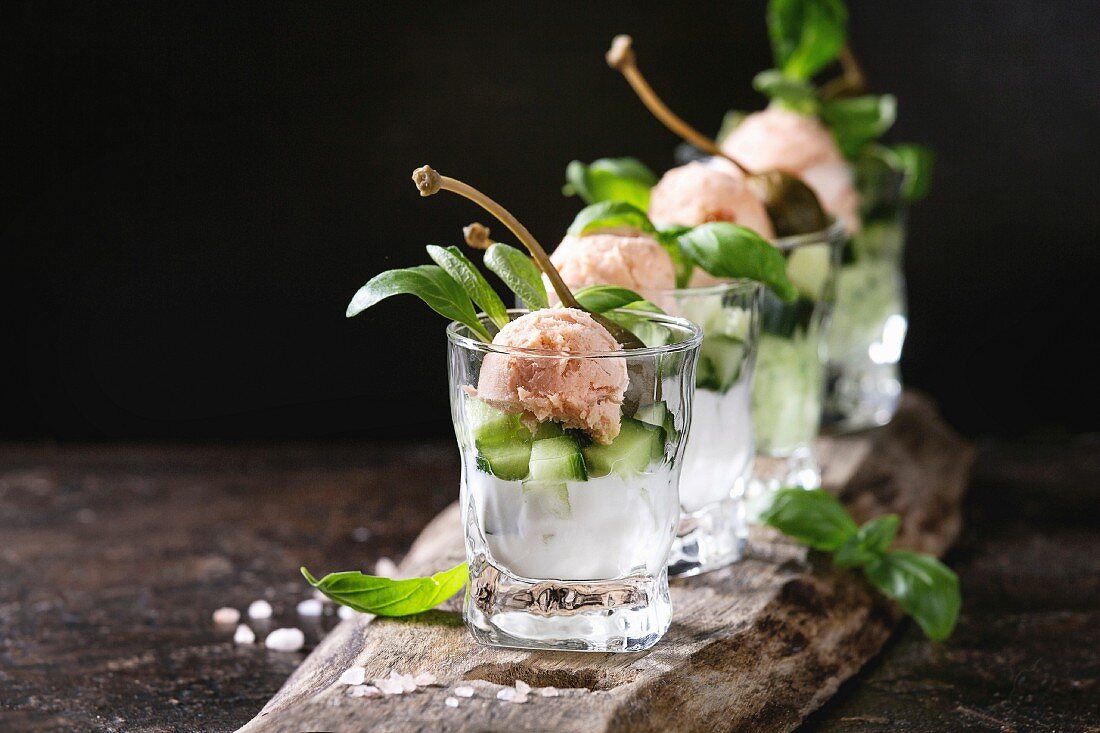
(820, 94, 898, 157)
(676, 222, 799, 302)
(301, 564, 467, 617)
(760, 488, 961, 642)
(563, 157, 658, 211)
(752, 69, 820, 115)
(890, 144, 934, 202)
(574, 285, 663, 314)
(567, 200, 658, 237)
(767, 0, 848, 81)
(484, 242, 549, 310)
(347, 264, 493, 342)
(426, 245, 510, 329)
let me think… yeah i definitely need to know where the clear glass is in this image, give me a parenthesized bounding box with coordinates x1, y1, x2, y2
(825, 161, 909, 431)
(449, 309, 702, 652)
(747, 221, 845, 508)
(661, 281, 761, 576)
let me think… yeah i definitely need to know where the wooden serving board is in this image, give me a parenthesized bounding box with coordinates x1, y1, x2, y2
(238, 392, 972, 733)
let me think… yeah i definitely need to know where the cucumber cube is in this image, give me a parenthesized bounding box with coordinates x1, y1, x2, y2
(528, 435, 587, 482)
(697, 335, 745, 393)
(582, 418, 665, 478)
(476, 440, 531, 481)
(634, 401, 678, 442)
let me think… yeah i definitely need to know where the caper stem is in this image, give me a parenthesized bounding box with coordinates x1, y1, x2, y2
(606, 35, 754, 176)
(413, 166, 581, 309)
(820, 45, 868, 100)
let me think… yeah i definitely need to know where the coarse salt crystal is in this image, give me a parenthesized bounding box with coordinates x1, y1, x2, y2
(373, 677, 405, 695)
(248, 600, 273, 619)
(445, 696, 459, 708)
(348, 685, 382, 698)
(338, 666, 366, 685)
(312, 589, 329, 603)
(374, 557, 400, 577)
(296, 598, 323, 617)
(212, 607, 240, 625)
(338, 605, 357, 620)
(514, 680, 531, 695)
(390, 670, 417, 693)
(453, 686, 475, 698)
(414, 672, 438, 687)
(496, 687, 515, 702)
(512, 693, 529, 704)
(233, 624, 255, 644)
(539, 686, 560, 697)
(264, 627, 305, 652)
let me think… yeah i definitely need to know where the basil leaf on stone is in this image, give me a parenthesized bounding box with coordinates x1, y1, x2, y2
(426, 245, 509, 329)
(301, 564, 468, 618)
(753, 69, 820, 114)
(676, 222, 798, 302)
(574, 285, 663, 314)
(767, 0, 848, 81)
(484, 243, 549, 310)
(891, 144, 934, 201)
(346, 264, 492, 342)
(835, 514, 900, 568)
(864, 551, 961, 642)
(758, 488, 858, 551)
(821, 94, 898, 157)
(567, 201, 658, 237)
(563, 157, 658, 211)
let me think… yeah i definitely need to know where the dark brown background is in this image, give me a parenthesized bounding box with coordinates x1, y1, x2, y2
(3, 0, 1099, 441)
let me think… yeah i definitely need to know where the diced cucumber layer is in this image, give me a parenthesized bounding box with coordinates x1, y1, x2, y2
(635, 401, 678, 442)
(466, 398, 526, 444)
(696, 335, 745, 393)
(529, 435, 587, 482)
(520, 480, 572, 519)
(582, 418, 665, 478)
(476, 440, 532, 481)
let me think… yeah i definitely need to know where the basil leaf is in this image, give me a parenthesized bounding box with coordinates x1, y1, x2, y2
(767, 0, 848, 81)
(758, 488, 859, 552)
(426, 245, 509, 329)
(753, 69, 820, 115)
(864, 551, 961, 642)
(346, 264, 492, 342)
(656, 226, 695, 288)
(574, 285, 664, 314)
(821, 94, 898, 157)
(484, 243, 549, 310)
(676, 222, 798, 302)
(567, 201, 657, 237)
(563, 157, 657, 211)
(835, 514, 900, 568)
(301, 564, 468, 617)
(891, 144, 934, 201)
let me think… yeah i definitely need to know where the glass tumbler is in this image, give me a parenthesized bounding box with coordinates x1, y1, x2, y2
(825, 158, 909, 430)
(662, 281, 761, 576)
(449, 309, 702, 652)
(748, 221, 845, 508)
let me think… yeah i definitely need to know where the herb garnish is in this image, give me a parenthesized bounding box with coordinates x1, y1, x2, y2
(301, 565, 467, 617)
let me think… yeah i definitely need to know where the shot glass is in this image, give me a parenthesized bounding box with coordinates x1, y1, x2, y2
(449, 309, 702, 652)
(825, 159, 909, 430)
(662, 281, 761, 576)
(748, 221, 845, 507)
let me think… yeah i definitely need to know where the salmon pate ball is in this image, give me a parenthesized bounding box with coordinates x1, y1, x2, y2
(472, 308, 629, 445)
(648, 160, 776, 238)
(547, 231, 676, 303)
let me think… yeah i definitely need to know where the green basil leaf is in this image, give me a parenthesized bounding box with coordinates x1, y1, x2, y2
(676, 222, 798, 301)
(301, 564, 468, 617)
(574, 285, 664, 314)
(426, 245, 509, 329)
(346, 264, 492, 341)
(753, 69, 820, 114)
(563, 157, 657, 211)
(567, 201, 657, 237)
(891, 144, 934, 201)
(758, 488, 859, 552)
(864, 551, 961, 642)
(484, 243, 549, 310)
(834, 514, 900, 568)
(821, 94, 898, 157)
(767, 0, 848, 81)
(656, 226, 695, 288)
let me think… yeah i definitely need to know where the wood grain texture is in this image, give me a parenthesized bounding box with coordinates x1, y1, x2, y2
(239, 393, 974, 733)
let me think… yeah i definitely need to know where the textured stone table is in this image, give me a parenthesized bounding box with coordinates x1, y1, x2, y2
(2, 403, 1098, 731)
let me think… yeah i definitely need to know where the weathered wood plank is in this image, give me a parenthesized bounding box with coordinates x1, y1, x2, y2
(239, 392, 973, 733)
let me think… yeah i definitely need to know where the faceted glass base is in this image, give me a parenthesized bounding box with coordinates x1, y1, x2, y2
(465, 555, 671, 652)
(668, 496, 747, 577)
(825, 360, 902, 432)
(745, 445, 821, 522)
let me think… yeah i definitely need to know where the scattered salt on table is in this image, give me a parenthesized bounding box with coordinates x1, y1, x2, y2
(247, 600, 273, 619)
(337, 605, 356, 620)
(414, 672, 438, 687)
(453, 686, 475, 698)
(539, 686, 560, 697)
(264, 627, 305, 652)
(212, 607, 240, 625)
(296, 598, 323, 617)
(233, 624, 255, 644)
(374, 557, 400, 577)
(514, 680, 531, 695)
(445, 697, 459, 708)
(338, 666, 366, 685)
(348, 685, 382, 698)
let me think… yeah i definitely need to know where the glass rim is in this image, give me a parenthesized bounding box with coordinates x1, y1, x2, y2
(660, 279, 761, 298)
(771, 218, 847, 252)
(446, 308, 703, 359)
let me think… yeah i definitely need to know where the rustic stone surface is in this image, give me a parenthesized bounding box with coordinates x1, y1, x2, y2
(236, 393, 972, 733)
(2, 396, 1096, 732)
